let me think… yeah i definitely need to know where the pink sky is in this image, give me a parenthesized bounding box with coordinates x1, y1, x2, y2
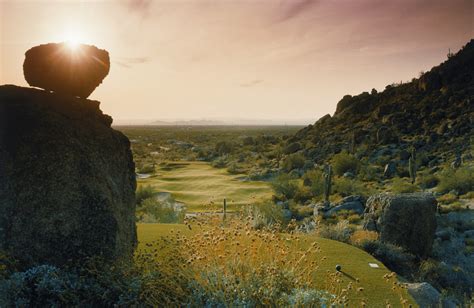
(1, 0, 473, 124)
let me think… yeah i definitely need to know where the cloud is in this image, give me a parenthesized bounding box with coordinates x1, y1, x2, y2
(114, 57, 150, 68)
(122, 0, 152, 17)
(240, 79, 264, 87)
(275, 0, 319, 22)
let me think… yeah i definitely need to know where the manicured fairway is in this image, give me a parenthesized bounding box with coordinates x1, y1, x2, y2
(137, 223, 417, 307)
(138, 161, 272, 211)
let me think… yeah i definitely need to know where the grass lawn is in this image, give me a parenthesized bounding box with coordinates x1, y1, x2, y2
(138, 161, 272, 212)
(137, 223, 416, 307)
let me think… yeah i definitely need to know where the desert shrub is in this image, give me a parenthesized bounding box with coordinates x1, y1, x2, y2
(418, 174, 439, 189)
(360, 240, 416, 277)
(215, 141, 233, 155)
(0, 263, 143, 307)
(390, 177, 419, 193)
(350, 230, 379, 246)
(137, 198, 184, 223)
(137, 164, 155, 174)
(317, 220, 353, 243)
(283, 142, 301, 154)
(157, 216, 346, 306)
(271, 174, 299, 200)
(226, 162, 244, 174)
(331, 151, 359, 176)
(136, 185, 157, 206)
(358, 164, 380, 181)
(241, 136, 255, 146)
(437, 165, 474, 194)
(244, 202, 289, 229)
(293, 185, 313, 203)
(437, 193, 458, 205)
(333, 177, 367, 197)
(347, 214, 362, 224)
(211, 156, 228, 168)
(302, 169, 325, 198)
(418, 259, 472, 296)
(282, 153, 305, 172)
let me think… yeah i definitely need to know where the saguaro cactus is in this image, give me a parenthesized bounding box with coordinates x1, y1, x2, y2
(323, 165, 332, 202)
(223, 198, 227, 221)
(349, 132, 356, 154)
(409, 147, 417, 184)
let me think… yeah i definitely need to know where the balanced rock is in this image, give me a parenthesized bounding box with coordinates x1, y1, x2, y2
(23, 42, 110, 98)
(363, 193, 437, 257)
(0, 85, 136, 268)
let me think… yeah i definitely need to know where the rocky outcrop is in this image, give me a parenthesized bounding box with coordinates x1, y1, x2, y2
(323, 195, 365, 217)
(405, 282, 440, 308)
(23, 43, 110, 99)
(289, 39, 474, 166)
(0, 85, 136, 268)
(363, 193, 437, 257)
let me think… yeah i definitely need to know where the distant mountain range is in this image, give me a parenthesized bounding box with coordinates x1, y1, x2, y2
(113, 118, 312, 126)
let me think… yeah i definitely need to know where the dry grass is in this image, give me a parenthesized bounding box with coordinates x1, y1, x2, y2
(137, 218, 416, 307)
(350, 230, 380, 246)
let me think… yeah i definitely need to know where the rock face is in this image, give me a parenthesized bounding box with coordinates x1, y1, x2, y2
(0, 85, 136, 268)
(23, 43, 110, 99)
(324, 195, 365, 217)
(405, 282, 440, 307)
(363, 193, 437, 257)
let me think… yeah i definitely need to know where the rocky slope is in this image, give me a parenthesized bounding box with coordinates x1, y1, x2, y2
(0, 85, 136, 268)
(287, 39, 474, 166)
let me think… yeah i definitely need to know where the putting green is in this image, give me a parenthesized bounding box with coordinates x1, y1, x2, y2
(138, 161, 272, 211)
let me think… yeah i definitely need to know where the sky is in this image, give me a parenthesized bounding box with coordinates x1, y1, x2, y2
(1, 0, 473, 124)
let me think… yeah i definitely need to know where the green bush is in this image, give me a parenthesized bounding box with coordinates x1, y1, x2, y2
(418, 174, 439, 189)
(283, 142, 301, 154)
(137, 164, 155, 174)
(211, 156, 228, 168)
(293, 185, 313, 203)
(390, 177, 419, 193)
(282, 153, 305, 172)
(333, 177, 368, 197)
(215, 141, 233, 155)
(137, 198, 184, 223)
(136, 185, 156, 206)
(226, 162, 244, 174)
(360, 240, 416, 277)
(331, 151, 359, 176)
(302, 169, 325, 198)
(437, 165, 474, 194)
(244, 202, 289, 229)
(317, 220, 353, 243)
(271, 174, 298, 200)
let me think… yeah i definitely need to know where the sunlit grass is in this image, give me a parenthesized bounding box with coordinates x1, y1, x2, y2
(138, 161, 272, 212)
(137, 220, 416, 306)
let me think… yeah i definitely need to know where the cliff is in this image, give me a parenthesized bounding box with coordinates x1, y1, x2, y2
(0, 85, 136, 267)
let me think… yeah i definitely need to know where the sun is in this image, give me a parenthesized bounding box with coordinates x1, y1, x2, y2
(62, 30, 85, 50)
(65, 38, 81, 50)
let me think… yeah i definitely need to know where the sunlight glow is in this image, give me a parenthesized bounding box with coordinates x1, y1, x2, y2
(61, 28, 85, 51)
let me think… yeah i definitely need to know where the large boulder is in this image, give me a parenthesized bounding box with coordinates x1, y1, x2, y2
(324, 195, 365, 217)
(23, 42, 110, 99)
(0, 85, 136, 268)
(405, 282, 440, 307)
(363, 193, 437, 257)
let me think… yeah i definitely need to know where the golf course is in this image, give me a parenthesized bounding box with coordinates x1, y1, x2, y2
(137, 161, 273, 212)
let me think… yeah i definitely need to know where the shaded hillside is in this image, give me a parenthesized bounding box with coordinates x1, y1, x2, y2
(288, 39, 474, 165)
